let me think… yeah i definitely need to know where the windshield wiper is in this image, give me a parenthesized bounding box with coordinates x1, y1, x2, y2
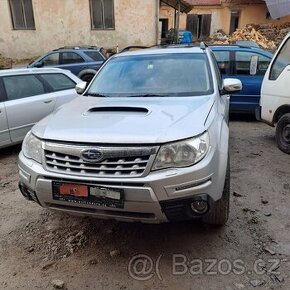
(85, 93, 168, 98)
(126, 93, 167, 98)
(86, 93, 110, 97)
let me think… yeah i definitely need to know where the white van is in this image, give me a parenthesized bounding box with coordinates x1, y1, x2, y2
(258, 33, 290, 153)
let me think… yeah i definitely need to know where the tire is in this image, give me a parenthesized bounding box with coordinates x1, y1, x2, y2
(276, 113, 290, 154)
(81, 74, 95, 83)
(202, 158, 230, 226)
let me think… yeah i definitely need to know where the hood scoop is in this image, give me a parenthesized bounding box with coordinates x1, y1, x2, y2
(86, 106, 149, 115)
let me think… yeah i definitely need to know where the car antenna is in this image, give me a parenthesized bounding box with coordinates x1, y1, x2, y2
(200, 42, 208, 50)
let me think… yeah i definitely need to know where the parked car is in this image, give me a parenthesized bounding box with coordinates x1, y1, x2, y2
(18, 44, 242, 226)
(28, 46, 107, 83)
(210, 45, 273, 114)
(258, 33, 290, 154)
(0, 68, 81, 149)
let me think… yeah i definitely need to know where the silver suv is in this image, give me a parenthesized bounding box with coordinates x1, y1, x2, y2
(18, 45, 242, 225)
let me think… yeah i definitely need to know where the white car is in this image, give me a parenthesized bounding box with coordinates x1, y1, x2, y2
(0, 68, 82, 149)
(258, 33, 290, 153)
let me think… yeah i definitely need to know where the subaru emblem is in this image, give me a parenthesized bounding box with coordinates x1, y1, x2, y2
(81, 149, 104, 162)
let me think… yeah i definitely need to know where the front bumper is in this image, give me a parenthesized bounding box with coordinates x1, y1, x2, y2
(255, 105, 275, 127)
(18, 147, 226, 223)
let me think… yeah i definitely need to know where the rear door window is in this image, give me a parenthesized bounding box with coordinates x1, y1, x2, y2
(212, 51, 231, 75)
(39, 73, 76, 92)
(235, 51, 271, 76)
(61, 52, 85, 64)
(83, 51, 104, 61)
(41, 53, 60, 66)
(270, 37, 290, 80)
(3, 75, 45, 101)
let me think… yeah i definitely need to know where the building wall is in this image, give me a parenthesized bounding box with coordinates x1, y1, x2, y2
(238, 5, 290, 28)
(160, 3, 290, 36)
(0, 0, 158, 58)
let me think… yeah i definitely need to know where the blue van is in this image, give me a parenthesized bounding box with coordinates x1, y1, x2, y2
(211, 45, 273, 114)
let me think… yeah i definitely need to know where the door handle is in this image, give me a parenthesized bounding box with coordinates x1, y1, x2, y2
(43, 99, 53, 104)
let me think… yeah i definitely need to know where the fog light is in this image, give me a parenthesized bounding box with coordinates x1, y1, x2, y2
(191, 200, 209, 214)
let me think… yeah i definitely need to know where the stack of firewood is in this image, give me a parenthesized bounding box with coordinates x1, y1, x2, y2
(211, 23, 290, 51)
(228, 25, 277, 50)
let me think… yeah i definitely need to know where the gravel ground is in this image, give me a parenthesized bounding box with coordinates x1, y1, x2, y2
(0, 118, 290, 290)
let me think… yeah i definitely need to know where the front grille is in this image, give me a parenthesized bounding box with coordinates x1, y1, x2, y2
(43, 142, 158, 178)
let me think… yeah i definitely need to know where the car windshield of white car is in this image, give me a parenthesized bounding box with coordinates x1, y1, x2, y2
(86, 53, 213, 97)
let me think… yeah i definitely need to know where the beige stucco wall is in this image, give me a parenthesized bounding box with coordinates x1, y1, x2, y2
(0, 0, 158, 58)
(159, 5, 175, 29)
(160, 4, 290, 36)
(238, 5, 290, 29)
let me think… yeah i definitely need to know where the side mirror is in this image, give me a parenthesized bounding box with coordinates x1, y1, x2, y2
(34, 61, 43, 68)
(223, 78, 242, 93)
(75, 81, 87, 95)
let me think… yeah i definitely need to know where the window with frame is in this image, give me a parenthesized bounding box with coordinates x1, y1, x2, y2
(235, 52, 271, 76)
(270, 38, 290, 80)
(3, 75, 45, 101)
(84, 51, 104, 61)
(210, 52, 223, 89)
(90, 0, 114, 30)
(61, 52, 85, 64)
(41, 53, 60, 67)
(9, 0, 35, 30)
(212, 51, 231, 75)
(40, 73, 76, 92)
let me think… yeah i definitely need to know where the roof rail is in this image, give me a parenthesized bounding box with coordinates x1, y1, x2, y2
(157, 43, 197, 48)
(200, 42, 208, 50)
(53, 46, 98, 51)
(119, 46, 150, 53)
(208, 44, 259, 49)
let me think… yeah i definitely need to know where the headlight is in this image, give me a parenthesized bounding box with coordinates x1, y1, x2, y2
(22, 131, 43, 163)
(152, 132, 209, 171)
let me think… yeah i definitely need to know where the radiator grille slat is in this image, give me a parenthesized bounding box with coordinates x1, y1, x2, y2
(44, 149, 152, 177)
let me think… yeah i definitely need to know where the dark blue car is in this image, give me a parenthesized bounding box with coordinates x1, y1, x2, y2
(211, 45, 273, 114)
(28, 46, 107, 83)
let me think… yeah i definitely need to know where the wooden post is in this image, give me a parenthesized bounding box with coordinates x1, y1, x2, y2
(176, 0, 180, 43)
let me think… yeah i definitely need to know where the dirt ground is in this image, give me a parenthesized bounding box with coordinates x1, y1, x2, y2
(0, 118, 290, 290)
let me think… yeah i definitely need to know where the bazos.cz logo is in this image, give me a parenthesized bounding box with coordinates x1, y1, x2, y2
(128, 254, 286, 281)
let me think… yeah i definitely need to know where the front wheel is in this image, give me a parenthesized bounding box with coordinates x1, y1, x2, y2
(202, 158, 230, 226)
(276, 113, 290, 154)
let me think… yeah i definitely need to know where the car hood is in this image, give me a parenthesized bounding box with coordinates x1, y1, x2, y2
(32, 96, 215, 144)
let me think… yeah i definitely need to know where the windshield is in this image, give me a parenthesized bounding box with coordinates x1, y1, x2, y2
(86, 53, 213, 97)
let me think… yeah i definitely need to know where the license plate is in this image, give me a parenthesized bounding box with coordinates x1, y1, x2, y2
(58, 184, 88, 197)
(90, 187, 121, 200)
(52, 181, 124, 208)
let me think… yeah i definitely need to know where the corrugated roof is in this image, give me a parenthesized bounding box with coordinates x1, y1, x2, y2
(161, 0, 193, 13)
(265, 0, 290, 19)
